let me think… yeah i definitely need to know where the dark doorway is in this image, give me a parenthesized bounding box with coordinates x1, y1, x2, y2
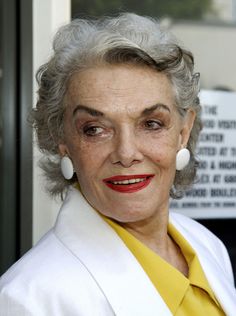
(0, 0, 32, 275)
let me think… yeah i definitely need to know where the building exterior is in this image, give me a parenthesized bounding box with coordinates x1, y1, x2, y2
(171, 21, 236, 91)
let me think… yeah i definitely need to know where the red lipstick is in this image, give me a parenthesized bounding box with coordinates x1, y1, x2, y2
(102, 174, 154, 193)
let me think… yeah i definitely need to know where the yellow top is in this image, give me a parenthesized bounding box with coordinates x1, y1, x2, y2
(104, 216, 225, 316)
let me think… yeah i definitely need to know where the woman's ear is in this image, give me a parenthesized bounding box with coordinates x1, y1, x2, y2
(179, 109, 196, 148)
(58, 143, 69, 157)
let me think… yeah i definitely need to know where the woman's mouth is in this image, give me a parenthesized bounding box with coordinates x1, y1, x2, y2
(102, 174, 155, 193)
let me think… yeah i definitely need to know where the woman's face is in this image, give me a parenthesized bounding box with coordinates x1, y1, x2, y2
(60, 64, 194, 223)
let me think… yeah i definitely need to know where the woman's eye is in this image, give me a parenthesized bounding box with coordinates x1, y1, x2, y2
(83, 126, 104, 136)
(144, 120, 163, 130)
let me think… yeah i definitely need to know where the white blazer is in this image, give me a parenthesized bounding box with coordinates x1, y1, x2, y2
(0, 187, 236, 316)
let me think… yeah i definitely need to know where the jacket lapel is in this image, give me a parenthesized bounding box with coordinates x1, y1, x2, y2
(170, 213, 236, 316)
(54, 188, 172, 316)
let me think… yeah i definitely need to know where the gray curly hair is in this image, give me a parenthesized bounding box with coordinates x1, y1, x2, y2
(32, 13, 202, 198)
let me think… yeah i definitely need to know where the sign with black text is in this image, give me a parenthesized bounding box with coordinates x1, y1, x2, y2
(170, 90, 236, 218)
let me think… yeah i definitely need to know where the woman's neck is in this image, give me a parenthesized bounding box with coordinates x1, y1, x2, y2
(119, 214, 189, 277)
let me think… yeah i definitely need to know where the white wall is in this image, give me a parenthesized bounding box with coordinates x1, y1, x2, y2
(171, 22, 236, 91)
(212, 0, 233, 21)
(33, 0, 71, 244)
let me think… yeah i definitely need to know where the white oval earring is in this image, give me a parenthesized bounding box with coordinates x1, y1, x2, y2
(60, 156, 74, 180)
(176, 148, 190, 171)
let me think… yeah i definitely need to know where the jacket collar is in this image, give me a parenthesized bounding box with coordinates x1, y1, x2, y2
(170, 213, 236, 316)
(54, 187, 172, 316)
(54, 187, 236, 315)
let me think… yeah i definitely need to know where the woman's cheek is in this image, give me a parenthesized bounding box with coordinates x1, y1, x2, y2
(75, 141, 109, 167)
(142, 138, 176, 167)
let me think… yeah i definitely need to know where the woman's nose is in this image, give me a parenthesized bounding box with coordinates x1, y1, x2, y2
(109, 128, 144, 168)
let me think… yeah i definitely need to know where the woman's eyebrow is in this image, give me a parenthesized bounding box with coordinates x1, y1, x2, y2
(73, 103, 170, 118)
(141, 103, 171, 116)
(73, 104, 104, 117)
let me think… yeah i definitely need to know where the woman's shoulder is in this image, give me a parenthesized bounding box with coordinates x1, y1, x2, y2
(0, 229, 112, 315)
(0, 228, 96, 288)
(0, 230, 69, 293)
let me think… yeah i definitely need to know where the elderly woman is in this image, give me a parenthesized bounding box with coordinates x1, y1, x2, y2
(0, 13, 235, 316)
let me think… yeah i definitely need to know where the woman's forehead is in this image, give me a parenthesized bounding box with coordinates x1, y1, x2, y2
(68, 64, 172, 90)
(66, 64, 176, 116)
